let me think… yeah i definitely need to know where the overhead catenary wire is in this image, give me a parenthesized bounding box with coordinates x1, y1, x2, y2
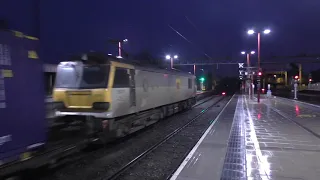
(184, 16, 234, 64)
(168, 24, 212, 60)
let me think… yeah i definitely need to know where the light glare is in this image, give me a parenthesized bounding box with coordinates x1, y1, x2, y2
(166, 55, 171, 60)
(241, 51, 246, 55)
(174, 55, 178, 59)
(263, 29, 271, 34)
(251, 51, 255, 54)
(247, 29, 255, 35)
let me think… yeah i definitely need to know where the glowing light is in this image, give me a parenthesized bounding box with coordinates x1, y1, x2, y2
(174, 55, 178, 59)
(165, 55, 171, 60)
(247, 29, 255, 35)
(222, 92, 226, 95)
(258, 113, 261, 120)
(250, 51, 255, 54)
(295, 105, 300, 116)
(294, 75, 299, 79)
(241, 51, 246, 55)
(263, 29, 271, 34)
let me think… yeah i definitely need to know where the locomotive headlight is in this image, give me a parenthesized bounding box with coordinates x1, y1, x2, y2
(92, 102, 110, 110)
(53, 101, 65, 110)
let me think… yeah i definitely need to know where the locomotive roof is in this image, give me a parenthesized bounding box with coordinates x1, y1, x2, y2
(67, 52, 195, 77)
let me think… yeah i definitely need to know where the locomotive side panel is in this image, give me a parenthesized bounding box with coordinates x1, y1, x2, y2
(135, 69, 171, 112)
(135, 69, 195, 113)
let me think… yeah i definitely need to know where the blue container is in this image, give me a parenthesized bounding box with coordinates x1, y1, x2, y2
(0, 30, 46, 166)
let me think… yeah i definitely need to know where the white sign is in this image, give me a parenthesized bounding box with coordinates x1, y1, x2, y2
(238, 63, 244, 68)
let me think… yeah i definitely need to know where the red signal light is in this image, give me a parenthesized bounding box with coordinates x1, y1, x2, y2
(294, 75, 299, 80)
(258, 72, 262, 76)
(222, 92, 226, 95)
(309, 78, 312, 82)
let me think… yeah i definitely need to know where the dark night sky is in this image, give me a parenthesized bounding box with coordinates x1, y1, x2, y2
(1, 0, 320, 76)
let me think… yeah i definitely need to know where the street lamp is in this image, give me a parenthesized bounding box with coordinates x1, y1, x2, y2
(247, 28, 271, 103)
(166, 54, 178, 69)
(241, 50, 255, 66)
(247, 28, 271, 70)
(108, 38, 128, 58)
(118, 39, 128, 58)
(241, 50, 255, 98)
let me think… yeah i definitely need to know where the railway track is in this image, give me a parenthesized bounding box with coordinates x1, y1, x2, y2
(104, 96, 228, 180)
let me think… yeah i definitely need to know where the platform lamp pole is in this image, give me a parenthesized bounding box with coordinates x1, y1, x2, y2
(241, 50, 255, 98)
(294, 75, 299, 100)
(247, 28, 271, 103)
(166, 54, 178, 69)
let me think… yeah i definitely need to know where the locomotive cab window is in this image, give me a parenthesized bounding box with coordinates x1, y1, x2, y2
(113, 67, 130, 88)
(55, 64, 110, 89)
(188, 78, 192, 89)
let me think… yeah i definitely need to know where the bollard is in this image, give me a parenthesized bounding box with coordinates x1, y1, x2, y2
(252, 83, 255, 99)
(294, 80, 298, 100)
(266, 84, 272, 98)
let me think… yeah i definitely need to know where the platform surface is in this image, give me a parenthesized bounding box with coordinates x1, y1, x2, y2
(171, 95, 320, 180)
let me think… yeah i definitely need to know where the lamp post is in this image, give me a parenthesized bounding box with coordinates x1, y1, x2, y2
(241, 50, 255, 98)
(108, 39, 128, 58)
(166, 55, 178, 69)
(247, 28, 271, 103)
(118, 39, 128, 58)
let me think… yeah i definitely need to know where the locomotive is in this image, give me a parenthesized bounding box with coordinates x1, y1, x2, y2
(53, 53, 197, 142)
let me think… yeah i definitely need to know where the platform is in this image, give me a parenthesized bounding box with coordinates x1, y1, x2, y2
(171, 95, 320, 180)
